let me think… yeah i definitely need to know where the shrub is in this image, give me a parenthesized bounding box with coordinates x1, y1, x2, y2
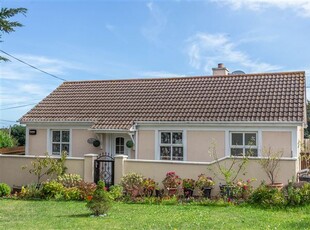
(77, 181, 97, 200)
(195, 174, 214, 189)
(109, 185, 123, 200)
(42, 181, 64, 199)
(120, 173, 144, 197)
(86, 181, 113, 216)
(0, 183, 11, 197)
(18, 184, 43, 199)
(63, 187, 82, 200)
(23, 152, 67, 184)
(0, 130, 17, 148)
(249, 184, 285, 208)
(142, 178, 157, 197)
(233, 179, 255, 200)
(162, 172, 182, 189)
(56, 174, 82, 188)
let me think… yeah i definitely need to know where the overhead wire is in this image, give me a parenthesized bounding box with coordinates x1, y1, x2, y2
(0, 103, 37, 110)
(0, 49, 67, 81)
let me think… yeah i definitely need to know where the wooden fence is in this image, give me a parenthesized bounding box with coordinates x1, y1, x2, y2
(0, 146, 25, 155)
(301, 139, 310, 169)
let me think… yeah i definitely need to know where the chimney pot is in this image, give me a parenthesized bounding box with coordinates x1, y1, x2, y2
(212, 63, 229, 76)
(218, 63, 224, 68)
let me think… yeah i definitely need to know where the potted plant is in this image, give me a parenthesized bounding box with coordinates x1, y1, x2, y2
(162, 171, 182, 196)
(182, 178, 195, 198)
(234, 178, 256, 200)
(258, 148, 284, 190)
(120, 173, 144, 198)
(195, 174, 215, 198)
(208, 142, 249, 198)
(142, 177, 157, 197)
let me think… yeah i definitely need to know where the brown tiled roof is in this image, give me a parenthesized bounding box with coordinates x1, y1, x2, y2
(20, 71, 306, 129)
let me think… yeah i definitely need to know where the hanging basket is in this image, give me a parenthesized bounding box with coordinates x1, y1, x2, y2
(126, 140, 134, 148)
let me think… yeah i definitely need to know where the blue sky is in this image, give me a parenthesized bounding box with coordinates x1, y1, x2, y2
(1, 0, 310, 127)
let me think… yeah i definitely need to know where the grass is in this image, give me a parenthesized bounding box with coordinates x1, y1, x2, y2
(1, 199, 310, 229)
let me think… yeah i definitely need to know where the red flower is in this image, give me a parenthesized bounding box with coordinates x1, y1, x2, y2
(87, 195, 93, 201)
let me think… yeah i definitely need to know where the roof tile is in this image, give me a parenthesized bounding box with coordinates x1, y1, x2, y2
(20, 71, 306, 129)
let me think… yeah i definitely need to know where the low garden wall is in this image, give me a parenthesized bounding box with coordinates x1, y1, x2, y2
(0, 153, 299, 195)
(115, 155, 299, 194)
(0, 154, 97, 187)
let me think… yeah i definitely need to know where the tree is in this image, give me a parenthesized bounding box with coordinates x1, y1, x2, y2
(10, 124, 26, 146)
(0, 7, 27, 61)
(0, 130, 17, 148)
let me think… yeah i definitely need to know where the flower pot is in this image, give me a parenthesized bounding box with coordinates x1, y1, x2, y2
(167, 187, 177, 196)
(219, 185, 234, 199)
(202, 187, 212, 199)
(155, 189, 162, 197)
(183, 188, 194, 198)
(267, 183, 284, 191)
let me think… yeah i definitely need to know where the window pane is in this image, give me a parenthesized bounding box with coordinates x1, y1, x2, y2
(172, 132, 182, 144)
(172, 147, 183, 160)
(245, 148, 258, 157)
(160, 146, 171, 160)
(52, 131, 60, 142)
(52, 144, 60, 155)
(245, 133, 256, 146)
(62, 144, 69, 153)
(62, 131, 70, 142)
(161, 132, 171, 144)
(232, 133, 243, 145)
(231, 148, 244, 156)
(120, 146, 124, 154)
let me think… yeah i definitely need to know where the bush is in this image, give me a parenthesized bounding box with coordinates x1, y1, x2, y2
(299, 183, 310, 204)
(249, 184, 285, 208)
(142, 178, 157, 197)
(284, 182, 310, 206)
(63, 187, 82, 200)
(42, 181, 64, 199)
(56, 174, 82, 188)
(18, 184, 43, 199)
(0, 183, 11, 197)
(0, 130, 17, 148)
(86, 181, 113, 216)
(109, 185, 123, 200)
(120, 173, 144, 198)
(78, 181, 97, 200)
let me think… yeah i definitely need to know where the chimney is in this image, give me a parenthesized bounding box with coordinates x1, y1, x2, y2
(212, 63, 229, 76)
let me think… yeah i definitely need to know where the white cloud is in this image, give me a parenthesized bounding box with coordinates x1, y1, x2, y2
(187, 32, 280, 73)
(212, 0, 310, 17)
(142, 2, 167, 43)
(0, 54, 88, 81)
(138, 71, 185, 78)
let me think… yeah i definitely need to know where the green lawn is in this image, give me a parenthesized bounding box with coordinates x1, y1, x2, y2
(0, 199, 310, 229)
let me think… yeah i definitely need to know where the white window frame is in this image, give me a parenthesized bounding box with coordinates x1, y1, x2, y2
(159, 131, 184, 161)
(51, 130, 71, 156)
(230, 132, 258, 157)
(115, 137, 125, 155)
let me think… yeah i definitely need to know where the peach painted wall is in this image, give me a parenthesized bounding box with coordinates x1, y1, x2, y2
(0, 155, 84, 187)
(187, 131, 225, 162)
(28, 129, 47, 155)
(120, 157, 297, 195)
(137, 130, 155, 160)
(71, 129, 101, 157)
(262, 131, 292, 157)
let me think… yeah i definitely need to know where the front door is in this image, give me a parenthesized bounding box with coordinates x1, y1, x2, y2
(112, 134, 131, 158)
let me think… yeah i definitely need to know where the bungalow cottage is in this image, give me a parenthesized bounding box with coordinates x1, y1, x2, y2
(18, 64, 306, 186)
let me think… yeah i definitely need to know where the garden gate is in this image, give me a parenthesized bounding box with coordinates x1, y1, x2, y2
(94, 152, 114, 187)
